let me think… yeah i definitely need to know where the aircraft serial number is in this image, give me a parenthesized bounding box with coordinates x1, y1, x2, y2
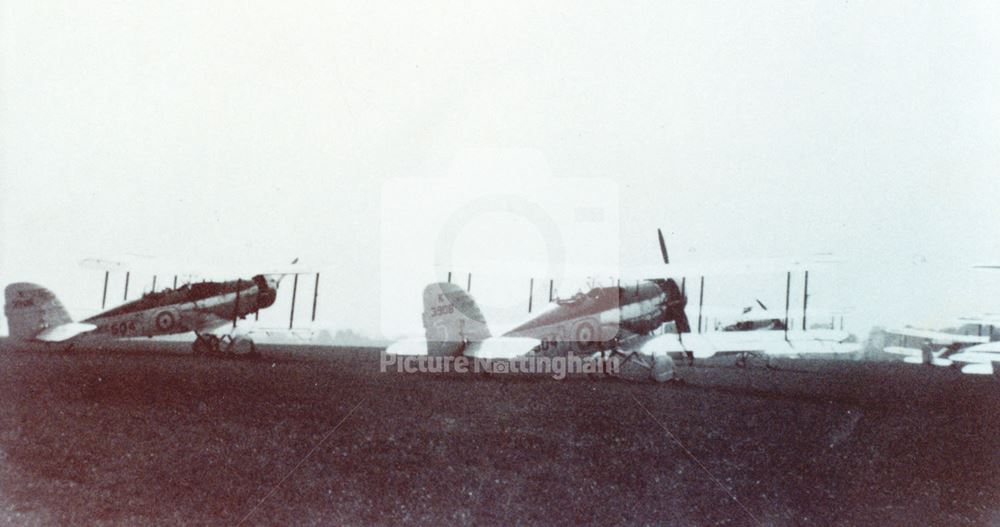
(109, 320, 139, 336)
(430, 305, 454, 317)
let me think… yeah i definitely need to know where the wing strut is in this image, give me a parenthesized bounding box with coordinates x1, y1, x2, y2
(288, 274, 299, 329)
(528, 278, 534, 313)
(802, 270, 809, 331)
(101, 271, 109, 309)
(697, 276, 704, 334)
(784, 271, 791, 341)
(311, 273, 320, 322)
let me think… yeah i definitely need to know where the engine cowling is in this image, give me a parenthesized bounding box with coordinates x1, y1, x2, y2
(252, 275, 278, 309)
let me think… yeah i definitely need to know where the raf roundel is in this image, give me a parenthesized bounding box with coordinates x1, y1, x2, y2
(574, 320, 597, 344)
(155, 311, 176, 331)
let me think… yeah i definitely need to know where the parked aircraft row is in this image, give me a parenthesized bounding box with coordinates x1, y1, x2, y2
(883, 319, 1000, 375)
(5, 230, 999, 382)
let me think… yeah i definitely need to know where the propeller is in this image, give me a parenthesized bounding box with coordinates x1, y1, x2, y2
(756, 299, 768, 311)
(657, 228, 669, 264)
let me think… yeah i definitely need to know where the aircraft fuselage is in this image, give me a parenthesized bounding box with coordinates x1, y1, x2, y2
(504, 279, 686, 349)
(81, 275, 277, 338)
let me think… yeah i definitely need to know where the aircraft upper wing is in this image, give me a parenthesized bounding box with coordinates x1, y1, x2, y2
(80, 255, 325, 281)
(34, 322, 98, 342)
(885, 327, 989, 344)
(955, 315, 1000, 326)
(623, 254, 844, 281)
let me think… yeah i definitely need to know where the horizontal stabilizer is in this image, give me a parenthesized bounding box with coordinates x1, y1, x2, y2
(34, 323, 97, 342)
(465, 337, 541, 360)
(383, 336, 541, 360)
(385, 338, 432, 356)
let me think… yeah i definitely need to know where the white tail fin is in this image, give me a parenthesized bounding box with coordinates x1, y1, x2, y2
(421, 282, 491, 356)
(4, 283, 73, 339)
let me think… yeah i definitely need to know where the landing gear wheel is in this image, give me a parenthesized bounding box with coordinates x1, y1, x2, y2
(192, 337, 211, 355)
(193, 334, 224, 356)
(735, 352, 749, 368)
(589, 350, 611, 379)
(229, 337, 257, 358)
(650, 354, 676, 383)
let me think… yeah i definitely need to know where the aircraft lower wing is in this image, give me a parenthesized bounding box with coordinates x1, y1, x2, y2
(947, 342, 1000, 375)
(884, 346, 954, 366)
(882, 341, 1000, 375)
(636, 330, 859, 359)
(178, 310, 231, 335)
(33, 323, 98, 342)
(885, 327, 989, 345)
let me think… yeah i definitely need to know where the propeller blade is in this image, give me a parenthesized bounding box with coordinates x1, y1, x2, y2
(756, 298, 768, 311)
(657, 228, 669, 264)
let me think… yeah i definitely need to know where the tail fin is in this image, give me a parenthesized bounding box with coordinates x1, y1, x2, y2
(4, 283, 73, 339)
(422, 282, 491, 356)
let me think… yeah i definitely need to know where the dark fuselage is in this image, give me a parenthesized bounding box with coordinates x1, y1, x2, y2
(82, 275, 277, 337)
(505, 279, 687, 346)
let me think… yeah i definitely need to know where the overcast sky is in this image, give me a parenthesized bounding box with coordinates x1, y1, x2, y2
(2, 1, 999, 338)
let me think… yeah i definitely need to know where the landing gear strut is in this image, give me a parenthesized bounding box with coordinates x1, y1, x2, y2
(734, 351, 773, 369)
(192, 333, 259, 358)
(600, 349, 678, 383)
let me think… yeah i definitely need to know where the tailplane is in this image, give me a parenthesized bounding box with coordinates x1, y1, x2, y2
(4, 283, 74, 339)
(386, 282, 540, 359)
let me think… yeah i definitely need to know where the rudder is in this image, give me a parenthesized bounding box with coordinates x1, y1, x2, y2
(422, 282, 491, 356)
(4, 283, 73, 339)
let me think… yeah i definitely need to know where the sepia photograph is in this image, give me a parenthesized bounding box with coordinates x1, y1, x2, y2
(1, 1, 999, 525)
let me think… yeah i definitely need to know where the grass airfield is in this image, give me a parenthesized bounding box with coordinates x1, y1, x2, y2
(0, 340, 999, 526)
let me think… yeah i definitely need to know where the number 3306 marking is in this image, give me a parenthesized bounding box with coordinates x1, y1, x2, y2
(431, 305, 454, 317)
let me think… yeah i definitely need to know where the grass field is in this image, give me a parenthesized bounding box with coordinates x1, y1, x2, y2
(1, 340, 999, 526)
